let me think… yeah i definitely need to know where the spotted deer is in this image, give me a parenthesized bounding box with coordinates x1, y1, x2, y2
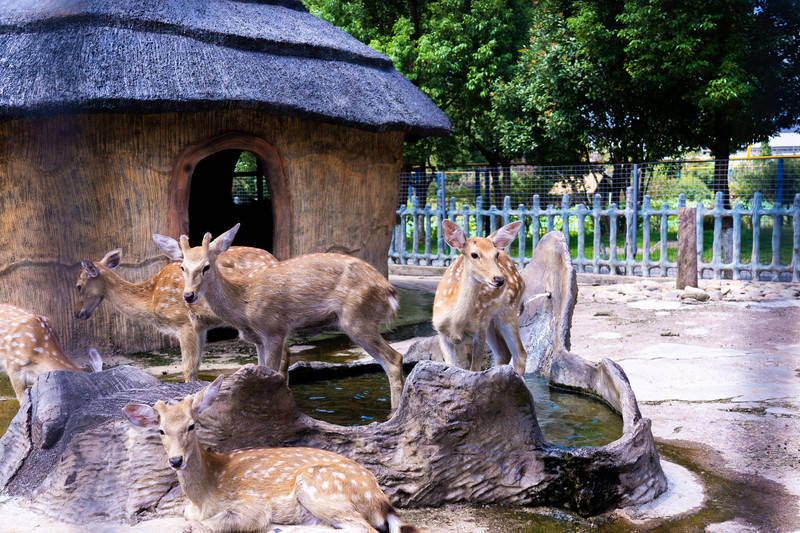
(432, 220, 527, 375)
(152, 224, 405, 410)
(76, 246, 278, 382)
(123, 375, 419, 533)
(0, 303, 103, 401)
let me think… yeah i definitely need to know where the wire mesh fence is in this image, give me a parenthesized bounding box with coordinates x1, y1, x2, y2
(398, 156, 800, 213)
(392, 157, 800, 282)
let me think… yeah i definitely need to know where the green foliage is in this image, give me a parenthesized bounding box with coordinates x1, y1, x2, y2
(304, 0, 800, 202)
(304, 0, 534, 168)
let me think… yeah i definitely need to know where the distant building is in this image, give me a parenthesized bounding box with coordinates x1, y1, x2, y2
(733, 128, 800, 157)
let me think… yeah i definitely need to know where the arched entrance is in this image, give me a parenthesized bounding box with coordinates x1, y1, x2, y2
(188, 149, 273, 251)
(167, 132, 291, 259)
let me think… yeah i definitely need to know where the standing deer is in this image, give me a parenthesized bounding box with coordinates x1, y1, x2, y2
(75, 246, 278, 382)
(432, 220, 527, 375)
(152, 224, 405, 410)
(123, 376, 419, 533)
(0, 303, 103, 401)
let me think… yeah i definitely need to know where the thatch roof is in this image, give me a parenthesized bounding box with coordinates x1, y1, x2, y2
(0, 0, 450, 137)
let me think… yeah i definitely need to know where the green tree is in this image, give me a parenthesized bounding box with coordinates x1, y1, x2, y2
(618, 0, 800, 208)
(305, 0, 533, 207)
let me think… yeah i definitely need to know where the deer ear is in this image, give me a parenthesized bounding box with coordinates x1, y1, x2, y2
(100, 248, 122, 269)
(490, 221, 522, 249)
(123, 404, 159, 428)
(442, 220, 466, 250)
(209, 224, 239, 255)
(192, 375, 223, 416)
(153, 234, 183, 261)
(81, 260, 99, 278)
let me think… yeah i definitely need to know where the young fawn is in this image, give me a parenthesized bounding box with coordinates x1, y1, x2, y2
(432, 220, 527, 374)
(0, 303, 102, 401)
(152, 224, 405, 410)
(76, 246, 278, 381)
(123, 376, 419, 533)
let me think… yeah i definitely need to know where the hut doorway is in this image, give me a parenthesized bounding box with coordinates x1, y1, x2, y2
(168, 132, 291, 262)
(188, 149, 274, 252)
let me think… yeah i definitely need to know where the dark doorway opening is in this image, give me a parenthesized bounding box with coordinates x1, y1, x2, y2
(188, 149, 274, 340)
(188, 150, 273, 251)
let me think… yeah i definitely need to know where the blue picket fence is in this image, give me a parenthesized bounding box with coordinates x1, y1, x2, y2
(389, 190, 800, 282)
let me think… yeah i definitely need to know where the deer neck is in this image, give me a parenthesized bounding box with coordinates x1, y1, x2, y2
(453, 265, 487, 321)
(176, 439, 224, 506)
(100, 266, 157, 321)
(202, 260, 245, 318)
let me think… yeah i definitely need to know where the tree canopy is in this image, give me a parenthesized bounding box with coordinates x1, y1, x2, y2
(305, 0, 800, 172)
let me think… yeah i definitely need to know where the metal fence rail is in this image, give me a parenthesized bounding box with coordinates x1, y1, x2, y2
(389, 190, 800, 282)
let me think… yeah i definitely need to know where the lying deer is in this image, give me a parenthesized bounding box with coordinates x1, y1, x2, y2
(123, 375, 418, 533)
(75, 246, 278, 382)
(153, 225, 405, 410)
(0, 303, 103, 401)
(432, 220, 527, 375)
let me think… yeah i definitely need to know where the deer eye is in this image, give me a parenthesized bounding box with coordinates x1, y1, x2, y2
(158, 429, 165, 435)
(496, 252, 500, 259)
(202, 265, 210, 273)
(470, 252, 479, 259)
(187, 423, 195, 432)
(179, 265, 184, 272)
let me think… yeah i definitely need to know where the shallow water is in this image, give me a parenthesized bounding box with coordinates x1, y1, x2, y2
(292, 372, 623, 448)
(0, 368, 622, 448)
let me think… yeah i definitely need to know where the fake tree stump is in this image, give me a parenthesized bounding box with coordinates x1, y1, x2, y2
(0, 357, 665, 526)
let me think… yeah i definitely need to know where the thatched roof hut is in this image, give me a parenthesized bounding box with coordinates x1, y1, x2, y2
(0, 0, 449, 356)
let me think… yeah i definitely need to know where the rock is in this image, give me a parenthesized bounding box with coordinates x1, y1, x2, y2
(0, 362, 666, 524)
(708, 289, 724, 301)
(679, 287, 709, 302)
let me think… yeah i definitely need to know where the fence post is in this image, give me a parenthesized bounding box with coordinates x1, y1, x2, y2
(625, 187, 635, 275)
(752, 192, 762, 280)
(677, 206, 698, 289)
(592, 194, 601, 274)
(631, 163, 639, 256)
(561, 194, 570, 252)
(641, 196, 651, 277)
(793, 194, 799, 282)
(532, 195, 541, 252)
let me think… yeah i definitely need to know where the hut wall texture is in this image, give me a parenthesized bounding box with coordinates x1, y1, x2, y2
(0, 110, 403, 356)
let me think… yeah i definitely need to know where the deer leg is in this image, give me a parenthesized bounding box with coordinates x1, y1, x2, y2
(295, 474, 381, 533)
(255, 342, 267, 367)
(486, 322, 513, 366)
(498, 315, 527, 375)
(196, 505, 271, 533)
(341, 317, 404, 411)
(357, 335, 404, 412)
(438, 335, 457, 366)
(278, 337, 290, 385)
(260, 335, 286, 372)
(470, 328, 487, 371)
(178, 327, 201, 382)
(8, 371, 27, 402)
